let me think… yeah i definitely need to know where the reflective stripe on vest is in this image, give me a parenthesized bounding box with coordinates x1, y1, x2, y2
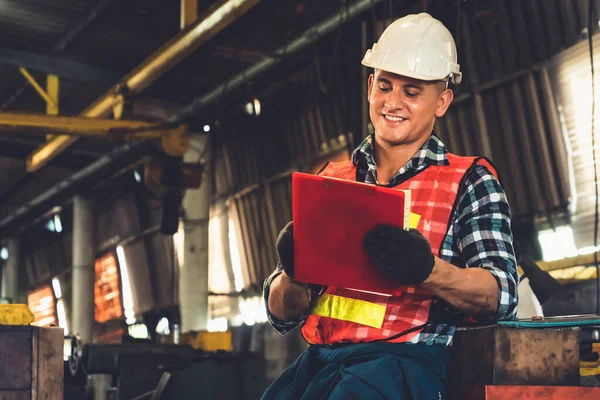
(312, 293, 387, 329)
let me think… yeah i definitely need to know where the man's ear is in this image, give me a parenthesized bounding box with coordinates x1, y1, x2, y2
(367, 73, 374, 103)
(435, 89, 454, 117)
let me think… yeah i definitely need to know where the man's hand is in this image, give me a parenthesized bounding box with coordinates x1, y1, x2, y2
(267, 221, 314, 322)
(363, 224, 435, 285)
(268, 271, 310, 321)
(276, 221, 295, 278)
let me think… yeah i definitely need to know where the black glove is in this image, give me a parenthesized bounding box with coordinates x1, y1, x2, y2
(363, 224, 435, 285)
(276, 221, 295, 278)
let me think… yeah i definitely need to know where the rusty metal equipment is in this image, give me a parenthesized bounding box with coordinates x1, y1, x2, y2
(67, 336, 194, 376)
(0, 325, 64, 399)
(448, 320, 600, 399)
(450, 325, 581, 389)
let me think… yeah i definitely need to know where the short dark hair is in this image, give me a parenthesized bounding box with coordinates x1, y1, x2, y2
(435, 80, 448, 94)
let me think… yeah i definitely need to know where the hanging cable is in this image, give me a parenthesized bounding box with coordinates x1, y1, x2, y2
(588, 0, 599, 315)
(313, 0, 346, 94)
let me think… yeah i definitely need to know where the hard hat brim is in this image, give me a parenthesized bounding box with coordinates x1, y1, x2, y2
(362, 50, 462, 85)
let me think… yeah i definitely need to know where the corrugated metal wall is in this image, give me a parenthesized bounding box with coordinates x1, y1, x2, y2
(210, 22, 362, 290)
(212, 35, 361, 289)
(212, 51, 361, 196)
(435, 0, 600, 220)
(436, 67, 570, 219)
(456, 0, 595, 93)
(550, 31, 600, 249)
(226, 178, 294, 293)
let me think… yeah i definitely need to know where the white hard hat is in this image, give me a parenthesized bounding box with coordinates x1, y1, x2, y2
(362, 13, 462, 84)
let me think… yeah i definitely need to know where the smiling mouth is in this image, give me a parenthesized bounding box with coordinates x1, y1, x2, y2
(382, 114, 407, 122)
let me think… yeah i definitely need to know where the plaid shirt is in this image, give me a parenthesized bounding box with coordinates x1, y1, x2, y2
(263, 134, 518, 346)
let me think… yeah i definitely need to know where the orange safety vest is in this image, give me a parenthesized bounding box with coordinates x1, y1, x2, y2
(301, 153, 498, 345)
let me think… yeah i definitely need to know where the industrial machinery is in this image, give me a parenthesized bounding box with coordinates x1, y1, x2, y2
(67, 336, 266, 400)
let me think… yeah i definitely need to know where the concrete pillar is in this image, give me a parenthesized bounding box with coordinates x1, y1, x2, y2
(218, 199, 241, 318)
(92, 374, 111, 400)
(179, 134, 211, 332)
(72, 196, 96, 344)
(216, 199, 236, 290)
(1, 238, 20, 301)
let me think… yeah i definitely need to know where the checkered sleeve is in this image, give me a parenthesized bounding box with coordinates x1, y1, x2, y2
(262, 263, 321, 335)
(454, 165, 518, 321)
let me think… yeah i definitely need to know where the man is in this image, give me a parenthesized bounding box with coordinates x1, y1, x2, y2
(262, 13, 518, 399)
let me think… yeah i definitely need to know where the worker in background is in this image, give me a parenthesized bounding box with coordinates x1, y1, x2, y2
(262, 13, 518, 399)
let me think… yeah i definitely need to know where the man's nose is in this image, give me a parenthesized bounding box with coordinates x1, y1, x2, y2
(383, 90, 404, 110)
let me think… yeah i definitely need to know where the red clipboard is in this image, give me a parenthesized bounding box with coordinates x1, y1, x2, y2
(292, 172, 411, 295)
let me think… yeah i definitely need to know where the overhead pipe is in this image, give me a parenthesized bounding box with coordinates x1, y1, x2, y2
(167, 0, 386, 124)
(27, 0, 261, 172)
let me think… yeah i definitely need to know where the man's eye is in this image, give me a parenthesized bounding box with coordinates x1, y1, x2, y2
(378, 85, 391, 92)
(405, 91, 419, 98)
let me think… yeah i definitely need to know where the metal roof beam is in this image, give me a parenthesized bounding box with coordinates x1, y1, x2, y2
(27, 0, 261, 172)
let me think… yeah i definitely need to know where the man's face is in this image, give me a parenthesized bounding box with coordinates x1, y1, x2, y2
(367, 69, 453, 147)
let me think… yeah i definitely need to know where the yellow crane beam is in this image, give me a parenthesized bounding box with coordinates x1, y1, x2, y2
(0, 112, 189, 157)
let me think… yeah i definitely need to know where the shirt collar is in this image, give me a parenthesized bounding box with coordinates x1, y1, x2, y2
(352, 133, 449, 173)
